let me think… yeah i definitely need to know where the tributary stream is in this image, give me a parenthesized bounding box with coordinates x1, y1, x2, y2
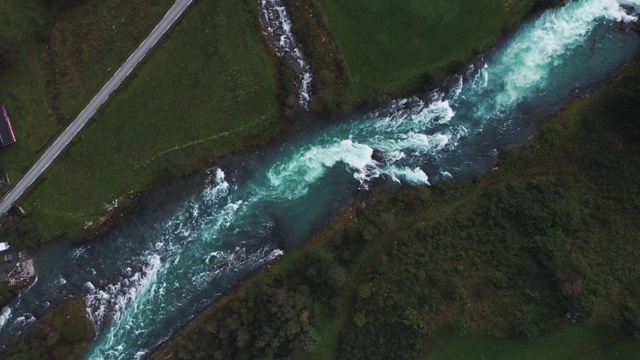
(2, 0, 640, 358)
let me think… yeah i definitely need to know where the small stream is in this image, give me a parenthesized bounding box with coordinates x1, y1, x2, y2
(260, 0, 313, 108)
(1, 0, 640, 359)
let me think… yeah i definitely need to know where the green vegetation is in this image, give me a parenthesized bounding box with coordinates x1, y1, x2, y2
(49, 0, 174, 123)
(282, 0, 564, 115)
(3, 0, 546, 239)
(428, 326, 640, 360)
(313, 0, 537, 100)
(23, 0, 284, 239)
(0, 216, 41, 250)
(0, 281, 16, 306)
(0, 1, 57, 182)
(283, 0, 352, 117)
(152, 56, 640, 359)
(3, 299, 94, 360)
(0, 0, 174, 184)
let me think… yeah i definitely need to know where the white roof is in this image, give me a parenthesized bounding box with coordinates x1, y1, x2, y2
(0, 242, 9, 252)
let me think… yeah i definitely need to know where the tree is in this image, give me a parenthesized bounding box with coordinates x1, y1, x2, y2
(616, 303, 640, 339)
(354, 312, 367, 328)
(300, 327, 321, 352)
(0, 216, 41, 250)
(451, 317, 467, 336)
(0, 281, 16, 307)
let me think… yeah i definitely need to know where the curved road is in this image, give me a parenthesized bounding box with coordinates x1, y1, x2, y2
(0, 0, 193, 215)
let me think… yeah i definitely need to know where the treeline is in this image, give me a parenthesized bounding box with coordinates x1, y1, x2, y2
(0, 216, 43, 251)
(340, 178, 607, 358)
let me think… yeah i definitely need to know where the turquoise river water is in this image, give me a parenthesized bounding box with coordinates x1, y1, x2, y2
(2, 0, 640, 358)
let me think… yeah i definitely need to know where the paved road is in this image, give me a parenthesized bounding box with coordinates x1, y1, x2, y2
(0, 0, 193, 215)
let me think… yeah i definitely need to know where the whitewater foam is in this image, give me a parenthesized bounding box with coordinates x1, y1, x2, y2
(482, 0, 640, 116)
(86, 255, 163, 333)
(0, 307, 11, 331)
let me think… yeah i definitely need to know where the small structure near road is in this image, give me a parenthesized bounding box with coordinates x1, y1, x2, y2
(0, 104, 16, 147)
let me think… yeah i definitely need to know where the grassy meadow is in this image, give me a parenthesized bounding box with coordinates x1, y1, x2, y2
(0, 1, 58, 182)
(0, 0, 173, 188)
(315, 0, 536, 98)
(428, 326, 640, 360)
(50, 0, 175, 123)
(0, 0, 173, 190)
(24, 0, 282, 238)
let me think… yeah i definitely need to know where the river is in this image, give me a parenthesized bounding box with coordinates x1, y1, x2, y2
(1, 0, 640, 358)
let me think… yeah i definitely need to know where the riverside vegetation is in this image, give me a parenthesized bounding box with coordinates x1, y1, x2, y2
(3, 299, 94, 360)
(150, 55, 640, 359)
(284, 0, 562, 114)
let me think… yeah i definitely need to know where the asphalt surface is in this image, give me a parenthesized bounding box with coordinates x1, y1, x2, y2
(0, 0, 193, 215)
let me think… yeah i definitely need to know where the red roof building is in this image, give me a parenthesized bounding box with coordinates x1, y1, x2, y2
(0, 104, 16, 147)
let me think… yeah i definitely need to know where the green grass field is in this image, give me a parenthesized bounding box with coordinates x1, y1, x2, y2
(50, 0, 174, 122)
(0, 0, 173, 189)
(0, 1, 57, 181)
(24, 0, 282, 238)
(428, 326, 640, 360)
(315, 0, 535, 97)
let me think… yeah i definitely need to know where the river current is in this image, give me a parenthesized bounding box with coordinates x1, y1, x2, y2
(2, 0, 640, 358)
